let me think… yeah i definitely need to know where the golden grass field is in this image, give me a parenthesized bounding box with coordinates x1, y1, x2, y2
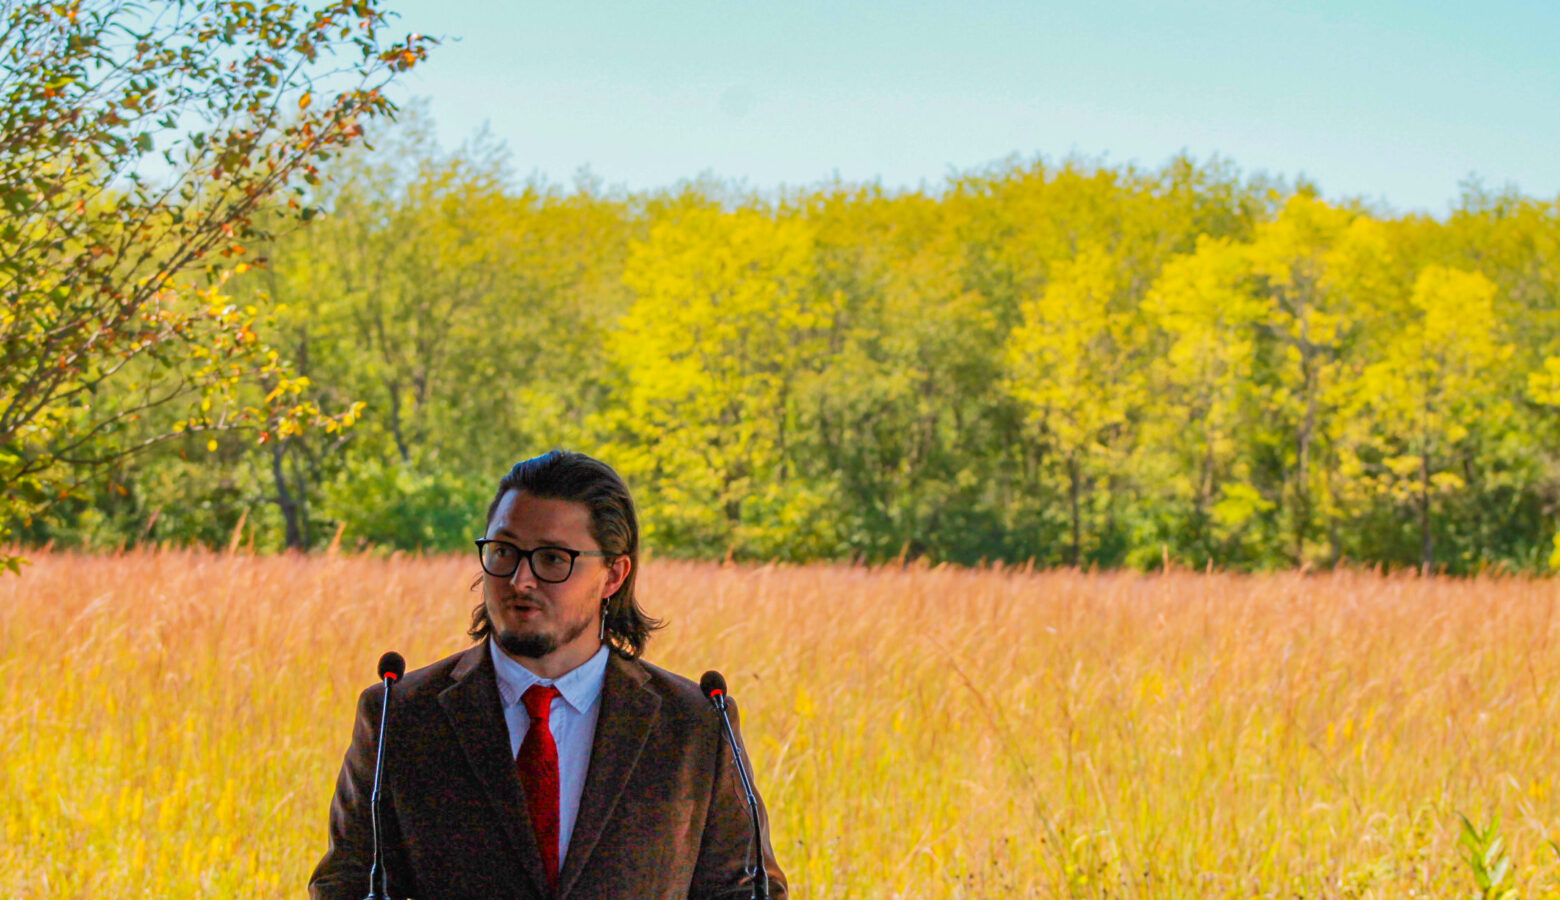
(4, 549, 1560, 898)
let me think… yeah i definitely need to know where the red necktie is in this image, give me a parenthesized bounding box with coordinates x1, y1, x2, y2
(517, 684, 562, 895)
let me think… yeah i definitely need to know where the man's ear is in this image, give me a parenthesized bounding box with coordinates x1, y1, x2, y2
(605, 555, 632, 597)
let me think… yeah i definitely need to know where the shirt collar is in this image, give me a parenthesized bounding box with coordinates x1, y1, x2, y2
(490, 639, 611, 716)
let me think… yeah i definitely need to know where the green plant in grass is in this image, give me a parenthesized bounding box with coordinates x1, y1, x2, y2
(1460, 813, 1519, 900)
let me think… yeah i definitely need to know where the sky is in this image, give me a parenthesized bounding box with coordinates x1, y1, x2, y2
(380, 0, 1560, 215)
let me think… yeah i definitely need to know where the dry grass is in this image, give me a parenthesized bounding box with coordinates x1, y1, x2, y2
(4, 549, 1560, 897)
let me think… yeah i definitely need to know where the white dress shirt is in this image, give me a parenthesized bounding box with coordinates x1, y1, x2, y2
(489, 641, 610, 866)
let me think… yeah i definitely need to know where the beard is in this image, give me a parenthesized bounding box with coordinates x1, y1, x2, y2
(495, 629, 558, 660)
(492, 601, 594, 661)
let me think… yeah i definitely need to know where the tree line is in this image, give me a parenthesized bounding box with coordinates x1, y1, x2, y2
(15, 114, 1560, 573)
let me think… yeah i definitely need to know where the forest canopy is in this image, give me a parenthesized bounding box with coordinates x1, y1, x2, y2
(10, 109, 1560, 574)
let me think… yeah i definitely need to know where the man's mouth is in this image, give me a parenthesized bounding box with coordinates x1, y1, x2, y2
(503, 597, 545, 613)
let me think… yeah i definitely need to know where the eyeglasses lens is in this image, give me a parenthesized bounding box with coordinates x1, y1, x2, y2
(481, 542, 517, 577)
(531, 548, 574, 582)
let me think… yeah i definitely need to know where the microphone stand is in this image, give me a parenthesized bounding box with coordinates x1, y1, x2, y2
(708, 688, 771, 900)
(365, 666, 398, 900)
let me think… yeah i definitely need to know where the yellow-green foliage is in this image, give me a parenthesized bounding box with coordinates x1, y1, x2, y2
(1006, 242, 1134, 445)
(608, 207, 836, 557)
(27, 144, 1560, 573)
(7, 550, 1560, 897)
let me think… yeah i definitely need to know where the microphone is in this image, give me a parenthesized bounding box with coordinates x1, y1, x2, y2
(700, 670, 770, 900)
(378, 652, 406, 682)
(366, 652, 404, 900)
(700, 670, 728, 710)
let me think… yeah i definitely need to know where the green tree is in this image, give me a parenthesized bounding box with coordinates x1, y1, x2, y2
(1354, 266, 1513, 570)
(259, 124, 516, 547)
(1139, 235, 1270, 564)
(605, 205, 834, 557)
(232, 122, 636, 550)
(1531, 357, 1560, 569)
(1005, 243, 1140, 564)
(791, 185, 1021, 563)
(0, 0, 430, 565)
(1244, 195, 1359, 564)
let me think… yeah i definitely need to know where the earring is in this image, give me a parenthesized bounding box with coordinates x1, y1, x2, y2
(597, 597, 610, 643)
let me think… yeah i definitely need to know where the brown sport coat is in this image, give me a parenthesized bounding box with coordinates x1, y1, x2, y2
(309, 641, 787, 899)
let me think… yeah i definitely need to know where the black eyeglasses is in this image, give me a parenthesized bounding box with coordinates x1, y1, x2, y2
(474, 539, 610, 583)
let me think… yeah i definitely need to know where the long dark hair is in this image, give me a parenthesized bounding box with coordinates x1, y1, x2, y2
(470, 450, 661, 658)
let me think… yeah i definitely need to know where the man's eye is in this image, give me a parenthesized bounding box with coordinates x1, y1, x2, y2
(491, 545, 516, 559)
(536, 549, 570, 567)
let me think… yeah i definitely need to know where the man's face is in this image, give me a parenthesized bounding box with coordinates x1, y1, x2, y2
(481, 490, 630, 673)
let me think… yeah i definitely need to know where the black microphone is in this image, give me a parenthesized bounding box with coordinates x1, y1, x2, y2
(700, 670, 728, 710)
(366, 652, 404, 900)
(700, 670, 770, 900)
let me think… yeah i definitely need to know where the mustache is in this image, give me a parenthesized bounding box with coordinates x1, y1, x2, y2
(496, 592, 547, 606)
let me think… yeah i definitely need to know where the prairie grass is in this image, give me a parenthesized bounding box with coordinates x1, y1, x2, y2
(3, 549, 1560, 897)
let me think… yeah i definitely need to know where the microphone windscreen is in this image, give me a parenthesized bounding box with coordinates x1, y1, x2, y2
(378, 651, 406, 682)
(700, 670, 727, 699)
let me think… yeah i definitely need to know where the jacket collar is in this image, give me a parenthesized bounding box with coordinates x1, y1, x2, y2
(438, 641, 551, 897)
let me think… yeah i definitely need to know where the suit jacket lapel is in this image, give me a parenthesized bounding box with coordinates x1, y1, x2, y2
(437, 641, 551, 898)
(556, 653, 661, 899)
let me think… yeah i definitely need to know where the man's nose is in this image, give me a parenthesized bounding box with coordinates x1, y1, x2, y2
(508, 557, 540, 588)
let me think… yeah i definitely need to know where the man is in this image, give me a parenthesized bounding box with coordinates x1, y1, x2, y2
(310, 450, 787, 899)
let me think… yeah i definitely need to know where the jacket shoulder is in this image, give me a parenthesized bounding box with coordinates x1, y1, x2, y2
(396, 643, 479, 693)
(353, 643, 481, 707)
(630, 656, 709, 706)
(621, 655, 751, 733)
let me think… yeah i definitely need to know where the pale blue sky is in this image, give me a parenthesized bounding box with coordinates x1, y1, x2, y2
(382, 0, 1559, 214)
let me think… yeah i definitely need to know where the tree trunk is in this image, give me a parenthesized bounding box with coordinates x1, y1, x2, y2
(384, 379, 412, 463)
(1420, 449, 1433, 574)
(1068, 453, 1082, 567)
(1294, 324, 1316, 566)
(271, 441, 305, 550)
(290, 438, 311, 548)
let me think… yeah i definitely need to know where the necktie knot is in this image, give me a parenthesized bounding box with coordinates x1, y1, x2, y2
(522, 683, 560, 723)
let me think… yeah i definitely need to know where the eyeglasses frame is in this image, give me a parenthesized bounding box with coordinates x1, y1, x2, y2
(473, 538, 612, 584)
